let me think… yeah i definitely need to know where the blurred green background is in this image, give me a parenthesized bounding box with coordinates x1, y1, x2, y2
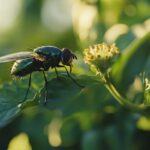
(0, 0, 150, 150)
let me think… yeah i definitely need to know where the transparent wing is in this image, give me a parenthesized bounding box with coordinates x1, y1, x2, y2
(0, 51, 34, 63)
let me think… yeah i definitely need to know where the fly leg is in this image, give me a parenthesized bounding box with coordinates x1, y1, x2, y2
(55, 67, 61, 80)
(42, 71, 48, 105)
(56, 65, 84, 88)
(69, 65, 72, 73)
(63, 66, 84, 88)
(24, 73, 32, 101)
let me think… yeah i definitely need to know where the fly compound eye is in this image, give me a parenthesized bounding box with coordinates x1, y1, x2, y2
(61, 48, 77, 66)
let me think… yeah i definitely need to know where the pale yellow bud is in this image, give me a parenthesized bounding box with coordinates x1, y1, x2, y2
(84, 43, 120, 73)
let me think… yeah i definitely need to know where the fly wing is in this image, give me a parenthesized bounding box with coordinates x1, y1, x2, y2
(0, 51, 34, 63)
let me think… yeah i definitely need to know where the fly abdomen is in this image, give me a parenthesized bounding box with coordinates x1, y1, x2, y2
(11, 58, 36, 77)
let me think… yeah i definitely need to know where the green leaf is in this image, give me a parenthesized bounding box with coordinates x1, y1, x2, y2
(81, 129, 103, 150)
(0, 81, 29, 127)
(112, 32, 150, 91)
(36, 74, 111, 115)
(114, 29, 136, 51)
(60, 118, 81, 147)
(0, 73, 111, 128)
(0, 72, 44, 128)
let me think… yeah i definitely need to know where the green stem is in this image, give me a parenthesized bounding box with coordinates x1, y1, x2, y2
(103, 75, 146, 111)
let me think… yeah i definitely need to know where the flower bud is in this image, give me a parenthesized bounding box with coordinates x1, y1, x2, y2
(84, 43, 120, 74)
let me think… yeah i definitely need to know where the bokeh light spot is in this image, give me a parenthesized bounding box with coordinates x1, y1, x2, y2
(137, 116, 150, 131)
(0, 0, 22, 34)
(8, 133, 32, 150)
(41, 0, 73, 33)
(104, 24, 128, 43)
(48, 118, 62, 147)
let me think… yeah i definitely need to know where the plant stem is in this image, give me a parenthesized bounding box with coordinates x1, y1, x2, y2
(103, 75, 146, 111)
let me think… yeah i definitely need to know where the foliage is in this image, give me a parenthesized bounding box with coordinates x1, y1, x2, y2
(0, 0, 150, 150)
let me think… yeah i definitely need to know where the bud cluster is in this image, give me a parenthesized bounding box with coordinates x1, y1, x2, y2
(84, 43, 120, 73)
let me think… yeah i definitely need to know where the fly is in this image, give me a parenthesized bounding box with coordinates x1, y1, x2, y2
(0, 46, 83, 104)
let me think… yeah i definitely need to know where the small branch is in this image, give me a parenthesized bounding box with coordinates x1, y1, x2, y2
(102, 74, 146, 111)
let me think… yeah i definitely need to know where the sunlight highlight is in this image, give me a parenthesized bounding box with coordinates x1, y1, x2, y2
(72, 2, 97, 41)
(104, 24, 129, 43)
(41, 0, 73, 32)
(132, 18, 150, 38)
(48, 118, 62, 147)
(137, 116, 150, 131)
(0, 0, 22, 34)
(8, 133, 32, 150)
